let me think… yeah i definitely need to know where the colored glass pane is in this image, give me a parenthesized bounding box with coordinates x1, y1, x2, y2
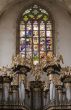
(33, 31, 38, 37)
(37, 14, 43, 19)
(26, 46, 32, 51)
(33, 50, 39, 65)
(47, 25, 52, 30)
(20, 21, 24, 24)
(47, 44, 52, 50)
(32, 10, 38, 15)
(33, 45, 38, 51)
(40, 38, 45, 44)
(33, 21, 38, 24)
(20, 44, 25, 52)
(43, 15, 48, 21)
(40, 25, 45, 30)
(26, 38, 32, 44)
(40, 8, 48, 15)
(20, 38, 25, 45)
(26, 30, 32, 37)
(23, 9, 31, 15)
(40, 44, 45, 51)
(29, 14, 34, 18)
(20, 25, 25, 30)
(47, 21, 52, 30)
(26, 52, 32, 58)
(33, 37, 38, 44)
(20, 31, 25, 37)
(40, 31, 45, 37)
(33, 51, 39, 56)
(27, 24, 32, 30)
(46, 31, 52, 37)
(20, 38, 25, 52)
(40, 21, 45, 30)
(33, 25, 38, 30)
(33, 60, 39, 65)
(24, 16, 28, 21)
(33, 53, 39, 65)
(46, 37, 52, 50)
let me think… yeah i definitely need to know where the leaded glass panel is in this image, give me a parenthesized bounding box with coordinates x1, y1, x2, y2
(19, 4, 54, 65)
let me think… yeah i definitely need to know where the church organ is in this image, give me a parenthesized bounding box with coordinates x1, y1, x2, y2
(0, 54, 71, 110)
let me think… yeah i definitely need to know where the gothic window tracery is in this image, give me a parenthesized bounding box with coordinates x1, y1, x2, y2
(19, 4, 54, 65)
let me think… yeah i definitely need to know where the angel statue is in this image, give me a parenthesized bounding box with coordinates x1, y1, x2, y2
(56, 55, 64, 64)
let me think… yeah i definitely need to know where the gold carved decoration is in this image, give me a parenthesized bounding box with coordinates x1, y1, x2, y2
(12, 54, 32, 68)
(60, 66, 71, 79)
(0, 53, 71, 89)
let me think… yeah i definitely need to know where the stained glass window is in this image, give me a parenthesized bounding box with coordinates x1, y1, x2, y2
(19, 4, 54, 65)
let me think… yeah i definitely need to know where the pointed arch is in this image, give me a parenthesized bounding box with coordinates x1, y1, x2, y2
(16, 4, 55, 65)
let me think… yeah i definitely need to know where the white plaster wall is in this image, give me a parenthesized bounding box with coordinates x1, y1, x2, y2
(0, 0, 71, 66)
(49, 2, 71, 66)
(0, 7, 16, 66)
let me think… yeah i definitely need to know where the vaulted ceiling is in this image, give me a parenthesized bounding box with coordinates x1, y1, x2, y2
(0, 0, 71, 16)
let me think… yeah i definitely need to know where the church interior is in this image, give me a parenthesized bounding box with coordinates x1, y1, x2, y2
(0, 0, 71, 110)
